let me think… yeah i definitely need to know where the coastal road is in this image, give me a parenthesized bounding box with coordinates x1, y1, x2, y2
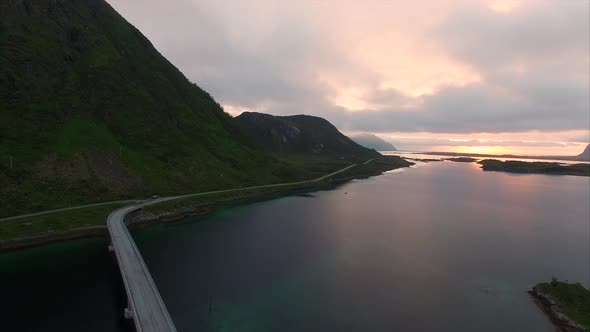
(3, 159, 376, 330)
(168, 160, 362, 202)
(103, 161, 368, 332)
(107, 205, 177, 332)
(0, 199, 141, 222)
(2, 159, 372, 221)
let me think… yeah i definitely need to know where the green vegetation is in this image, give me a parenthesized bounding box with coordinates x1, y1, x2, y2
(0, 0, 354, 218)
(141, 157, 404, 221)
(0, 0, 401, 240)
(0, 202, 127, 240)
(1, 156, 413, 245)
(145, 183, 320, 215)
(269, 157, 352, 182)
(329, 156, 413, 180)
(537, 280, 590, 329)
(478, 160, 590, 176)
(144, 157, 412, 221)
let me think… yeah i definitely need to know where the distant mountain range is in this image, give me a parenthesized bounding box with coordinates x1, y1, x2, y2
(349, 133, 397, 151)
(235, 112, 380, 161)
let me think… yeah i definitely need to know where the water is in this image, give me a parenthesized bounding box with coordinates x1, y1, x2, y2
(383, 150, 590, 165)
(1, 161, 588, 331)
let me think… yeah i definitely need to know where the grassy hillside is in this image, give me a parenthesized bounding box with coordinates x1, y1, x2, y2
(0, 0, 287, 217)
(235, 112, 381, 162)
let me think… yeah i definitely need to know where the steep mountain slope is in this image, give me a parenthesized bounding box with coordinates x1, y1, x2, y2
(235, 112, 380, 161)
(577, 144, 590, 161)
(350, 133, 397, 151)
(0, 0, 281, 216)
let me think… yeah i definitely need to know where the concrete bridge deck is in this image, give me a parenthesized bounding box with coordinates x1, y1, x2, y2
(107, 205, 176, 332)
(103, 161, 371, 332)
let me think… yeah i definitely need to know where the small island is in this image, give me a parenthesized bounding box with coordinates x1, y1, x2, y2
(529, 279, 590, 331)
(478, 159, 590, 177)
(447, 157, 478, 163)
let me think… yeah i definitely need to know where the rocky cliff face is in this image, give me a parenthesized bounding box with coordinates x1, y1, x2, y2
(235, 112, 380, 161)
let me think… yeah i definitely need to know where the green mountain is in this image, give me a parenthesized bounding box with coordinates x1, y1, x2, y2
(0, 0, 284, 217)
(235, 112, 381, 161)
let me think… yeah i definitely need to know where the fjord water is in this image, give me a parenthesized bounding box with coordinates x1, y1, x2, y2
(1, 161, 588, 331)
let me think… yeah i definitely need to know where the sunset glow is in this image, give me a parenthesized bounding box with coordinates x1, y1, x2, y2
(451, 146, 508, 155)
(109, 0, 590, 155)
(487, 0, 522, 12)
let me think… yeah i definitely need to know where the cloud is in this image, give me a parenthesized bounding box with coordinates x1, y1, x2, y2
(432, 0, 589, 72)
(320, 80, 588, 134)
(107, 0, 589, 139)
(383, 138, 572, 148)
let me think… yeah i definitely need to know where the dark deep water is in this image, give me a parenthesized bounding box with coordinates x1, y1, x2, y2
(1, 161, 589, 331)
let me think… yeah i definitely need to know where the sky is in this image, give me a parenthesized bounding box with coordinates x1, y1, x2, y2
(107, 0, 589, 155)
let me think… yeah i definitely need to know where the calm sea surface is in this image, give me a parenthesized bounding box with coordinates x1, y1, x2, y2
(1, 161, 589, 331)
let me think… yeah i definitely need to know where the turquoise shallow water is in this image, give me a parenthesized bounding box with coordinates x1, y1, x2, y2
(1, 161, 589, 331)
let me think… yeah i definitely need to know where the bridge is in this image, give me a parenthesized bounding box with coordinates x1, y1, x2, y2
(0, 158, 378, 330)
(103, 160, 372, 331)
(107, 205, 176, 332)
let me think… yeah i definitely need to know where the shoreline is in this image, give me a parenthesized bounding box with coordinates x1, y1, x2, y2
(0, 181, 348, 253)
(0, 226, 108, 253)
(0, 185, 325, 253)
(529, 285, 588, 332)
(478, 159, 590, 177)
(1, 158, 409, 253)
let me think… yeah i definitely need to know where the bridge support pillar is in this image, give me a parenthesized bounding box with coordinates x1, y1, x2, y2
(124, 307, 133, 319)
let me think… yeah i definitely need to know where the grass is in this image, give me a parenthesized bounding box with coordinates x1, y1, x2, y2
(0, 203, 128, 241)
(0, 1, 407, 239)
(0, 0, 289, 217)
(145, 156, 413, 216)
(537, 281, 590, 329)
(0, 1, 385, 220)
(328, 156, 413, 180)
(1, 156, 414, 243)
(145, 184, 317, 215)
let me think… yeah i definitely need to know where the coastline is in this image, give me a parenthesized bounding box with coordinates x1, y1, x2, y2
(529, 285, 589, 332)
(0, 184, 326, 253)
(478, 159, 590, 177)
(1, 157, 410, 253)
(0, 226, 108, 253)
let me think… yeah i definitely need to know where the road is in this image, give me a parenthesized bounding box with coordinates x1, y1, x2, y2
(0, 200, 141, 222)
(104, 161, 366, 332)
(2, 160, 369, 222)
(170, 161, 361, 201)
(107, 204, 177, 332)
(2, 160, 374, 330)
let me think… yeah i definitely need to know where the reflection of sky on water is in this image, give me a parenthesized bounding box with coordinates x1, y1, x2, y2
(383, 151, 590, 165)
(1, 161, 588, 332)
